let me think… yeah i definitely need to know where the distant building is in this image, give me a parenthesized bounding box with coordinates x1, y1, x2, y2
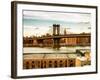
(23, 33, 91, 47)
(64, 28, 67, 35)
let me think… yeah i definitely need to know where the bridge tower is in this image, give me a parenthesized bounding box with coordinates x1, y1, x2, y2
(53, 24, 60, 35)
(53, 24, 60, 49)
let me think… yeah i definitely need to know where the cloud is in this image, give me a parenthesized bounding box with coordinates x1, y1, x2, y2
(23, 10, 91, 23)
(23, 10, 91, 36)
(24, 25, 50, 36)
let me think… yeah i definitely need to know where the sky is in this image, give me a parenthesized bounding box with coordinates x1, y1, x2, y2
(23, 10, 91, 37)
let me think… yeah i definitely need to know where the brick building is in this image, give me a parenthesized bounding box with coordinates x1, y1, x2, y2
(23, 53, 90, 69)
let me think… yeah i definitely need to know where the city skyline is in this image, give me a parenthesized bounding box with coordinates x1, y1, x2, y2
(23, 10, 91, 37)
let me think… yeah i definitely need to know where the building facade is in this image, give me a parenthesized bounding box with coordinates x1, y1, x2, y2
(23, 52, 91, 69)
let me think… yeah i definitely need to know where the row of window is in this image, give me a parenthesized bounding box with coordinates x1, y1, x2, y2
(23, 59, 75, 69)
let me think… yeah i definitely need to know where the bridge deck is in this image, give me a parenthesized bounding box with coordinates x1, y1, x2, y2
(37, 34, 91, 39)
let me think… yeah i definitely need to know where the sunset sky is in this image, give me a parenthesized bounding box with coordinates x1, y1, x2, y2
(23, 10, 91, 37)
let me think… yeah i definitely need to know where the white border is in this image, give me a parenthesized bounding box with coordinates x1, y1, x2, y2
(17, 3, 96, 76)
